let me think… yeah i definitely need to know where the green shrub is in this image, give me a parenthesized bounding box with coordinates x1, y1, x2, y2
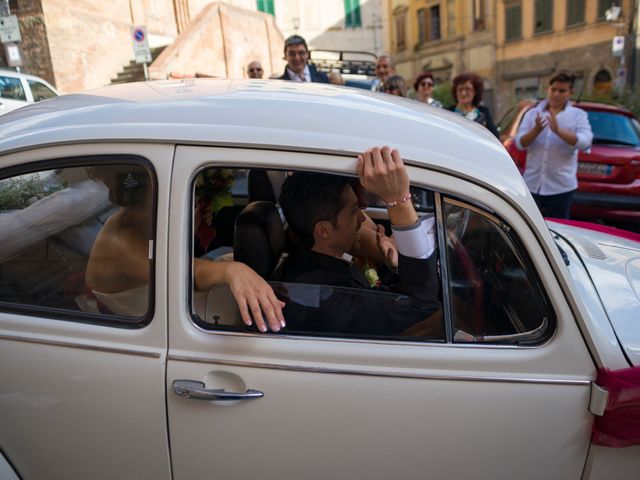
(433, 82, 453, 108)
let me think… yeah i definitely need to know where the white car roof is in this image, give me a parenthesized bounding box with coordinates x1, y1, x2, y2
(0, 78, 525, 201)
(0, 69, 58, 88)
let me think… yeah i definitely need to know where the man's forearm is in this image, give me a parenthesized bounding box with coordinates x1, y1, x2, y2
(519, 128, 540, 148)
(554, 128, 578, 146)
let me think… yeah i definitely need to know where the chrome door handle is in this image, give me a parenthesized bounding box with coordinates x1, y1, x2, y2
(173, 379, 264, 401)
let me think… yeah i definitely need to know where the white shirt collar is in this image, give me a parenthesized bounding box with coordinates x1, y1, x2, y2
(286, 64, 311, 82)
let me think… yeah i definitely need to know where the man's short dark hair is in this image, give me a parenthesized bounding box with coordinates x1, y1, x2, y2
(279, 173, 351, 248)
(284, 35, 308, 55)
(549, 70, 576, 87)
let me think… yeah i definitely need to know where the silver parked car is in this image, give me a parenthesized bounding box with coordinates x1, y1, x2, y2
(0, 79, 638, 480)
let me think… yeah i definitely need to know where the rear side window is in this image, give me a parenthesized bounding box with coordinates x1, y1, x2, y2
(0, 159, 155, 325)
(0, 76, 26, 101)
(443, 198, 552, 344)
(587, 110, 640, 146)
(28, 80, 57, 102)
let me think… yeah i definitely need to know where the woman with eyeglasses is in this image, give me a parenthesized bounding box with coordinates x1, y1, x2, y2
(413, 72, 442, 108)
(382, 75, 408, 97)
(446, 72, 499, 137)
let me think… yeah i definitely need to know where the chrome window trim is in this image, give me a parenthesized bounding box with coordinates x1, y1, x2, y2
(190, 320, 551, 349)
(167, 353, 591, 386)
(0, 333, 162, 358)
(434, 191, 453, 342)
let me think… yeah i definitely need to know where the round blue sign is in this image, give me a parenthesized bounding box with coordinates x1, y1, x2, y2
(133, 29, 145, 42)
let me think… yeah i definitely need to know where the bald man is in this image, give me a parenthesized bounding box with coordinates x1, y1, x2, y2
(247, 61, 264, 79)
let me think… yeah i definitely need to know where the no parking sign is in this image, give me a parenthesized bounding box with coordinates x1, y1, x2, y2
(131, 25, 152, 64)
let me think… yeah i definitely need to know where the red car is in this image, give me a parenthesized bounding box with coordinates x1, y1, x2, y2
(499, 100, 640, 223)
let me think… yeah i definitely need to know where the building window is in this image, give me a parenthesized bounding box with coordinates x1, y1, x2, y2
(256, 0, 275, 16)
(597, 0, 620, 20)
(514, 77, 540, 99)
(394, 9, 408, 51)
(534, 0, 553, 33)
(430, 5, 441, 40)
(344, 0, 362, 28)
(566, 0, 585, 26)
(473, 0, 486, 30)
(418, 8, 428, 44)
(505, 1, 522, 40)
(418, 5, 441, 43)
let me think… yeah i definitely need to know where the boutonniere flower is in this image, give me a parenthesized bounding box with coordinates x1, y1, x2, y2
(363, 265, 380, 288)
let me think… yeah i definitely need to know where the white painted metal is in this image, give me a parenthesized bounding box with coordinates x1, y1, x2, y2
(0, 81, 637, 478)
(166, 146, 596, 480)
(0, 143, 173, 479)
(550, 221, 640, 367)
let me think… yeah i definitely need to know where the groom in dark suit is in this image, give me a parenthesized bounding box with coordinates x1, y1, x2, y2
(279, 35, 329, 83)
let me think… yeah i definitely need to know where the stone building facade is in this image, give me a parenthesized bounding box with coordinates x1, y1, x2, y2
(0, 0, 277, 93)
(495, 0, 635, 117)
(386, 0, 498, 109)
(384, 0, 636, 117)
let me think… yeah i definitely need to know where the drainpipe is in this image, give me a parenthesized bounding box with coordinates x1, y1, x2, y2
(631, 0, 639, 87)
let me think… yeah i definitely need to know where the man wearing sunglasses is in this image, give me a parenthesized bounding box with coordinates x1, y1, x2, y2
(279, 35, 329, 83)
(247, 61, 263, 79)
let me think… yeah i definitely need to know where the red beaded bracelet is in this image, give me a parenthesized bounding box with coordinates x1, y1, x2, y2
(383, 192, 412, 207)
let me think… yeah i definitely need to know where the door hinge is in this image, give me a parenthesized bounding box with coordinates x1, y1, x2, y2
(589, 382, 609, 416)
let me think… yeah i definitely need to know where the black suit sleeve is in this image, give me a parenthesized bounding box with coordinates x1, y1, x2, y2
(480, 105, 499, 138)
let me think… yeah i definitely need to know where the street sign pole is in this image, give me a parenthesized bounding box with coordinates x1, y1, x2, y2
(131, 25, 152, 81)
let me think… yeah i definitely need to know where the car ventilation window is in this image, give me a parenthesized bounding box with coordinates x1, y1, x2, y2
(441, 197, 555, 345)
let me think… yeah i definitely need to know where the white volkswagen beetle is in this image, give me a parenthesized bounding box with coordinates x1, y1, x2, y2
(0, 80, 638, 480)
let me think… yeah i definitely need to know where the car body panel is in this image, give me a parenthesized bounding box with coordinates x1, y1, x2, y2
(165, 145, 596, 479)
(0, 80, 637, 478)
(549, 221, 640, 366)
(499, 100, 640, 222)
(0, 143, 174, 479)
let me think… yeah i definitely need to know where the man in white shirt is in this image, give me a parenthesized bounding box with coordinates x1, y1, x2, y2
(278, 35, 329, 83)
(515, 70, 593, 218)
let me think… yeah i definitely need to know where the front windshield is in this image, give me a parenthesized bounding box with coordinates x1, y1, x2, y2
(587, 110, 640, 146)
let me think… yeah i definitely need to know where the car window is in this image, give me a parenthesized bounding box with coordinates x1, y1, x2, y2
(0, 160, 155, 325)
(191, 167, 445, 342)
(587, 110, 640, 146)
(190, 166, 553, 345)
(442, 198, 553, 344)
(28, 80, 57, 102)
(497, 105, 517, 134)
(0, 75, 26, 101)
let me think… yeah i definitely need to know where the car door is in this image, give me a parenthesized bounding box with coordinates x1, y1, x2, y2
(167, 146, 596, 480)
(0, 143, 173, 479)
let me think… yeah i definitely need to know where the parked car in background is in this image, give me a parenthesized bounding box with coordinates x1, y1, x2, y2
(310, 49, 378, 90)
(0, 80, 638, 479)
(499, 100, 640, 224)
(0, 69, 58, 116)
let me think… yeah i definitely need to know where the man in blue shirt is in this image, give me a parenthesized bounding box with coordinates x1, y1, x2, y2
(516, 70, 593, 219)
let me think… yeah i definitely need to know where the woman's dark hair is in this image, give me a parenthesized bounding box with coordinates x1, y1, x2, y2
(451, 72, 484, 106)
(413, 72, 434, 91)
(279, 173, 352, 248)
(382, 75, 407, 97)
